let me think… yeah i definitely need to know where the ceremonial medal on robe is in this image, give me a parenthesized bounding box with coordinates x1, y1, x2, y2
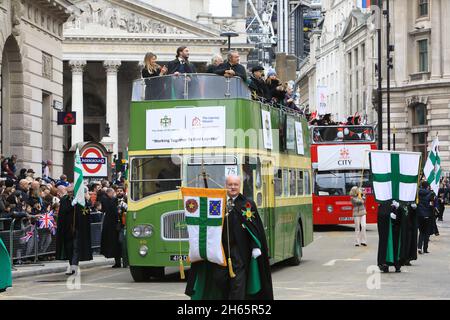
(242, 202, 255, 221)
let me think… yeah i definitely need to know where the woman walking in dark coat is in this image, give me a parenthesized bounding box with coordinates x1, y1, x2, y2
(100, 188, 122, 267)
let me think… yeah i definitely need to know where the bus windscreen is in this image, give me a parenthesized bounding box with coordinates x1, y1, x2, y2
(314, 170, 372, 196)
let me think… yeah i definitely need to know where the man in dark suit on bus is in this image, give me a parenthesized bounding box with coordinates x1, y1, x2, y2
(167, 46, 197, 75)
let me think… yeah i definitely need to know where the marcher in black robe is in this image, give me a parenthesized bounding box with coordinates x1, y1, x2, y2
(55, 192, 93, 274)
(417, 182, 434, 254)
(185, 181, 273, 300)
(377, 201, 402, 272)
(400, 203, 418, 265)
(222, 193, 273, 300)
(100, 189, 122, 267)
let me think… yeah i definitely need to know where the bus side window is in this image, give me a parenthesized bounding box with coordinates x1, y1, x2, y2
(283, 169, 289, 196)
(274, 168, 282, 197)
(289, 169, 296, 196)
(304, 170, 311, 195)
(297, 170, 304, 195)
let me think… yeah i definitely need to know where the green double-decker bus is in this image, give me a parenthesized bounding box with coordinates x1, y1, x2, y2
(127, 74, 313, 281)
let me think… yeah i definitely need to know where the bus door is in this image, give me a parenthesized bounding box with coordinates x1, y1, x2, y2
(261, 161, 275, 257)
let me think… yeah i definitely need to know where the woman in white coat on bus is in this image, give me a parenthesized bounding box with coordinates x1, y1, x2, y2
(350, 186, 367, 246)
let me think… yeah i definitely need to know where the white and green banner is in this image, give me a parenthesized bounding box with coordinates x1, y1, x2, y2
(369, 150, 421, 202)
(146, 106, 226, 150)
(181, 187, 227, 266)
(423, 137, 441, 195)
(72, 148, 86, 207)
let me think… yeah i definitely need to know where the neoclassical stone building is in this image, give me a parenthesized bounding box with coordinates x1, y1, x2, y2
(0, 0, 72, 176)
(62, 0, 251, 160)
(384, 0, 450, 173)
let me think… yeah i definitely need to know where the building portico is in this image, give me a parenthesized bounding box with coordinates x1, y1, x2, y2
(63, 0, 251, 161)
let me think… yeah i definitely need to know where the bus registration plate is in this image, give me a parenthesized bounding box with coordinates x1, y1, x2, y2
(170, 255, 188, 261)
(339, 217, 354, 221)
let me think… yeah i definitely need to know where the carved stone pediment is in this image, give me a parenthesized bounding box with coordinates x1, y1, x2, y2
(64, 0, 197, 36)
(406, 95, 429, 107)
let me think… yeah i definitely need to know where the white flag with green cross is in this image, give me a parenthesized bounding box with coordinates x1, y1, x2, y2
(423, 137, 441, 195)
(369, 150, 422, 202)
(181, 187, 227, 266)
(72, 147, 86, 207)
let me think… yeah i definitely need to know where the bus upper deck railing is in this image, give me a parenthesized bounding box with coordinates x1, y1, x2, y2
(311, 125, 375, 144)
(132, 73, 251, 101)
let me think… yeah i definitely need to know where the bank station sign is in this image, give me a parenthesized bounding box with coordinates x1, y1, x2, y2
(317, 145, 371, 171)
(146, 107, 226, 149)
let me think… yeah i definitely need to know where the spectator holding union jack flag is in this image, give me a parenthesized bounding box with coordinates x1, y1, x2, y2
(37, 202, 57, 259)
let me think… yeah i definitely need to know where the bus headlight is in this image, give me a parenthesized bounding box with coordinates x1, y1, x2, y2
(132, 226, 142, 237)
(139, 245, 148, 257)
(132, 225, 154, 238)
(327, 205, 333, 213)
(143, 225, 154, 237)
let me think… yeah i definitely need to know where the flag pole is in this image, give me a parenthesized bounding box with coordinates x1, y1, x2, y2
(416, 155, 423, 204)
(358, 149, 369, 199)
(177, 187, 185, 280)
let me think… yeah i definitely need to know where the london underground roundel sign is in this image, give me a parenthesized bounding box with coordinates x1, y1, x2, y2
(80, 147, 107, 177)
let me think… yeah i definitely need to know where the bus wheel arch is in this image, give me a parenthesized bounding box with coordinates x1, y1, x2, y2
(286, 218, 304, 266)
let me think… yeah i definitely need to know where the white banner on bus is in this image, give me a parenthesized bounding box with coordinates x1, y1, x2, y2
(261, 109, 273, 150)
(317, 144, 371, 171)
(295, 121, 304, 155)
(146, 107, 226, 149)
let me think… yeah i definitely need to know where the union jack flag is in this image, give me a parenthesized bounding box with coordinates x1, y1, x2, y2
(38, 211, 55, 230)
(20, 226, 35, 243)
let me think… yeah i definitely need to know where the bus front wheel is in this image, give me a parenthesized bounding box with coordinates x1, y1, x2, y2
(147, 267, 165, 278)
(130, 266, 149, 282)
(286, 227, 303, 266)
(130, 266, 165, 282)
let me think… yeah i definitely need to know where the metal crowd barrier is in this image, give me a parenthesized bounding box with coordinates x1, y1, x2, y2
(0, 212, 104, 266)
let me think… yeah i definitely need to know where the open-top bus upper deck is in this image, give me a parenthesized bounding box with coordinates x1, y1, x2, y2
(126, 74, 314, 280)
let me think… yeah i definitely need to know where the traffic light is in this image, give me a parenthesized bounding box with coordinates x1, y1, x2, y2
(57, 112, 76, 125)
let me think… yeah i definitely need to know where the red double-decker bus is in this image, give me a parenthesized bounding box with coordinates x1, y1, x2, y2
(311, 125, 378, 225)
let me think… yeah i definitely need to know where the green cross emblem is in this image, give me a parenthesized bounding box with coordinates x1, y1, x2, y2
(372, 153, 418, 201)
(185, 197, 222, 260)
(160, 115, 171, 128)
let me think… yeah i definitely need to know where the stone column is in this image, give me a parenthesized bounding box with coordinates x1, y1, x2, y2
(103, 60, 121, 157)
(69, 60, 86, 146)
(442, 0, 450, 78)
(430, 0, 442, 80)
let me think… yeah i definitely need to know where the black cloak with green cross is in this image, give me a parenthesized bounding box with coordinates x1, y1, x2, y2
(185, 194, 273, 300)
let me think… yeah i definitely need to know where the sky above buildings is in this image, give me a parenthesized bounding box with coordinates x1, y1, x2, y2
(209, 0, 232, 16)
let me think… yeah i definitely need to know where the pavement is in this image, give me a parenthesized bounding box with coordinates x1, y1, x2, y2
(3, 209, 450, 300)
(11, 255, 115, 279)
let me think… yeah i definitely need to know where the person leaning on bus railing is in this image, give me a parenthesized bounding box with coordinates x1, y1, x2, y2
(206, 54, 224, 74)
(350, 186, 367, 247)
(248, 66, 270, 102)
(213, 50, 247, 82)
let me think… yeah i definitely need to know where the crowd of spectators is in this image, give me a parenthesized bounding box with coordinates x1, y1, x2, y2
(0, 154, 128, 265)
